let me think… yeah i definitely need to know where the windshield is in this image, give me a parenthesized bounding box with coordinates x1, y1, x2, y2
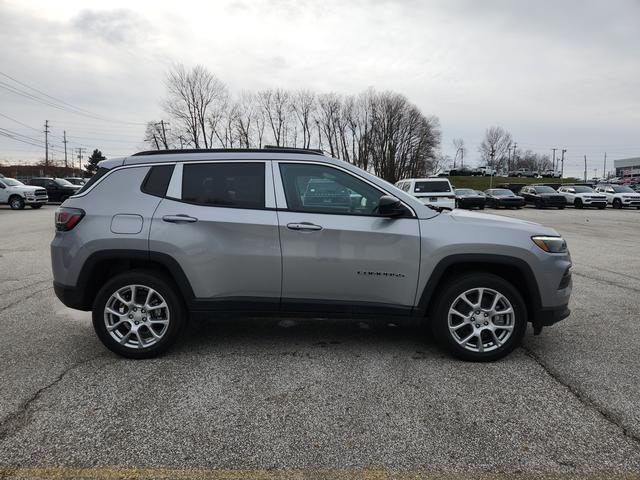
(534, 186, 556, 193)
(490, 189, 515, 196)
(414, 181, 451, 193)
(612, 186, 634, 193)
(573, 186, 594, 193)
(455, 189, 474, 195)
(54, 178, 74, 187)
(1, 178, 23, 186)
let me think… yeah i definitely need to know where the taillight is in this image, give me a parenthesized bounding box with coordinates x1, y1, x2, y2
(55, 207, 85, 231)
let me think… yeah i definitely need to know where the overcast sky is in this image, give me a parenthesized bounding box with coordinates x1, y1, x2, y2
(1, 0, 639, 177)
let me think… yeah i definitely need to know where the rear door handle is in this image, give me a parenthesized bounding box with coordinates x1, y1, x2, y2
(287, 222, 322, 231)
(162, 214, 198, 223)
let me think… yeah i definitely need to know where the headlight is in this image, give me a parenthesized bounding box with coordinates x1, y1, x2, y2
(532, 236, 567, 253)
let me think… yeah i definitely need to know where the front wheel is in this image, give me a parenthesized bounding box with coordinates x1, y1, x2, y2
(9, 196, 25, 210)
(613, 198, 622, 209)
(574, 199, 583, 209)
(92, 270, 186, 359)
(430, 273, 527, 361)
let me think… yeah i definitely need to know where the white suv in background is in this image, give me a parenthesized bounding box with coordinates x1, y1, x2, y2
(395, 178, 455, 210)
(557, 185, 607, 209)
(595, 184, 640, 209)
(0, 177, 48, 209)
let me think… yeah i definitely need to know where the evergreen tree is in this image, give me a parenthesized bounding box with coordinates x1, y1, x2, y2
(85, 149, 105, 175)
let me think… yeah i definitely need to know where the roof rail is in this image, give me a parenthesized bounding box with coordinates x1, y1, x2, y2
(132, 147, 324, 157)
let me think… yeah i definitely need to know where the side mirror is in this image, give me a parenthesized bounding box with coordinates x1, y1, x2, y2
(377, 195, 407, 217)
(0, 183, 5, 189)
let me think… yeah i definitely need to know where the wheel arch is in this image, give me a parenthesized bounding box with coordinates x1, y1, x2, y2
(415, 254, 542, 323)
(70, 250, 195, 310)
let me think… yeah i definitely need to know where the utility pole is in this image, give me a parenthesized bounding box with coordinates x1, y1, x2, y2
(560, 149, 566, 182)
(584, 155, 587, 182)
(155, 120, 170, 149)
(551, 148, 557, 172)
(63, 130, 68, 169)
(76, 147, 86, 176)
(489, 147, 496, 189)
(603, 152, 607, 180)
(511, 142, 517, 173)
(43, 120, 50, 175)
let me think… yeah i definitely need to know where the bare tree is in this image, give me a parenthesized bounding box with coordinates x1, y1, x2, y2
(257, 88, 291, 147)
(479, 126, 513, 169)
(452, 137, 466, 168)
(163, 64, 228, 148)
(290, 90, 316, 149)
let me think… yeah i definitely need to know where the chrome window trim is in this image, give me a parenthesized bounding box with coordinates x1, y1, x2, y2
(272, 160, 417, 218)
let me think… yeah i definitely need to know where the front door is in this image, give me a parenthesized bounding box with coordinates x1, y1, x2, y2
(274, 161, 421, 314)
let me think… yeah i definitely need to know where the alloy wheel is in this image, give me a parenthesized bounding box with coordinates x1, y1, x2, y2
(447, 287, 515, 353)
(104, 284, 170, 349)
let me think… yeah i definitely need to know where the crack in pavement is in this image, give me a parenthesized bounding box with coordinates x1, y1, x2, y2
(0, 286, 52, 314)
(571, 270, 640, 294)
(0, 355, 117, 444)
(521, 345, 640, 448)
(0, 278, 51, 298)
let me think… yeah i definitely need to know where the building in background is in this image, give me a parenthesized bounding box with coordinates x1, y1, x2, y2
(614, 157, 640, 182)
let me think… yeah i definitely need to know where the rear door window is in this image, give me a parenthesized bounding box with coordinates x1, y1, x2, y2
(181, 162, 265, 209)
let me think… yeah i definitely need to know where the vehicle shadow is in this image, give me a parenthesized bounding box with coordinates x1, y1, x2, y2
(176, 316, 441, 358)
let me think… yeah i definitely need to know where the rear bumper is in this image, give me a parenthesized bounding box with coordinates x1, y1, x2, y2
(53, 281, 90, 311)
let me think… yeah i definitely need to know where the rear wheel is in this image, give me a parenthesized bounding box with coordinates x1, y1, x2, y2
(613, 198, 622, 209)
(430, 273, 527, 362)
(8, 195, 25, 210)
(92, 270, 186, 359)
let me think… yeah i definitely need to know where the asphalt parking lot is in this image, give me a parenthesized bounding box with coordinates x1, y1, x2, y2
(1, 204, 639, 479)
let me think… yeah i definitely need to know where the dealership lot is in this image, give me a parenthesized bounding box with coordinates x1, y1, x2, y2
(1, 205, 639, 478)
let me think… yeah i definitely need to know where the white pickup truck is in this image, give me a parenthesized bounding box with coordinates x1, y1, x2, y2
(0, 177, 48, 209)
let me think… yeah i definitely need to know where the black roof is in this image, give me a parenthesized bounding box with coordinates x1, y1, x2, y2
(132, 146, 324, 157)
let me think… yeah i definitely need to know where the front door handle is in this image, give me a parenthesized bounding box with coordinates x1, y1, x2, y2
(162, 214, 198, 223)
(287, 222, 322, 231)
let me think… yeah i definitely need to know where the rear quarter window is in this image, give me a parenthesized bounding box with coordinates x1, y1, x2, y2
(141, 165, 175, 197)
(414, 181, 451, 193)
(76, 168, 110, 195)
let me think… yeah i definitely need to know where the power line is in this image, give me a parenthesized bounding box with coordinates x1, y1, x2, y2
(0, 71, 146, 126)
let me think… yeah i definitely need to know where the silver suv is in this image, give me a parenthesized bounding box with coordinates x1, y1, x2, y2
(51, 148, 572, 361)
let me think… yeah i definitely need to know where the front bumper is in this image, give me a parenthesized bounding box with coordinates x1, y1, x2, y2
(25, 196, 48, 205)
(532, 304, 570, 333)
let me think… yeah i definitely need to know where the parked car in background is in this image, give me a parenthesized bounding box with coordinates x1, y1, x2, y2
(454, 188, 485, 209)
(396, 178, 455, 210)
(557, 185, 607, 209)
(520, 185, 566, 209)
(541, 170, 562, 178)
(448, 167, 474, 176)
(64, 177, 87, 186)
(478, 166, 497, 177)
(483, 188, 525, 209)
(509, 168, 538, 178)
(0, 177, 48, 209)
(51, 147, 572, 362)
(595, 184, 640, 209)
(28, 177, 81, 203)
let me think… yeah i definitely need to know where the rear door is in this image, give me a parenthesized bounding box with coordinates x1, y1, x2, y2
(273, 161, 421, 315)
(150, 161, 281, 309)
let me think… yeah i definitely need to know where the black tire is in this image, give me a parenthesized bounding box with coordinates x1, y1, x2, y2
(574, 199, 583, 209)
(558, 205, 565, 210)
(8, 195, 25, 210)
(535, 199, 543, 209)
(429, 273, 527, 362)
(598, 205, 606, 209)
(30, 204, 43, 209)
(479, 205, 485, 210)
(613, 198, 622, 209)
(92, 270, 186, 359)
